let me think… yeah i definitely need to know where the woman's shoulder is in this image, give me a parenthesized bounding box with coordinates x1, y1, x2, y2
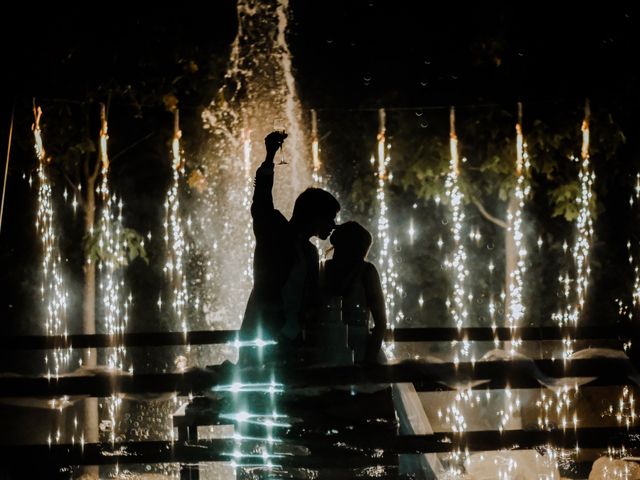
(361, 261, 382, 285)
(363, 261, 379, 274)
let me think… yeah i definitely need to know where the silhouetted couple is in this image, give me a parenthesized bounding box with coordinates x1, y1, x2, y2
(240, 131, 386, 365)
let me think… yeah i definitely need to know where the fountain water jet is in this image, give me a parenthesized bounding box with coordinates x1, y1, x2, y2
(196, 0, 311, 334)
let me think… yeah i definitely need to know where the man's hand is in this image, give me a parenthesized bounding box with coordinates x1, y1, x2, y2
(265, 130, 288, 157)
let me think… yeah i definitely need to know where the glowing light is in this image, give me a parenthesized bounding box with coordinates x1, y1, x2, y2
(438, 109, 473, 470)
(224, 451, 284, 462)
(444, 107, 468, 329)
(630, 175, 640, 311)
(164, 110, 190, 335)
(230, 337, 277, 349)
(95, 105, 127, 371)
(536, 387, 580, 433)
(311, 109, 322, 185)
(32, 105, 70, 377)
(241, 127, 256, 286)
(606, 386, 637, 428)
(220, 411, 290, 428)
(552, 102, 594, 329)
(408, 218, 416, 244)
(94, 105, 129, 448)
(574, 115, 595, 310)
(505, 104, 531, 351)
(375, 109, 403, 348)
(212, 382, 284, 393)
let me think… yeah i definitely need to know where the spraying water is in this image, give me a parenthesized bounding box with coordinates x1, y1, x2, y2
(197, 0, 311, 331)
(194, 6, 316, 477)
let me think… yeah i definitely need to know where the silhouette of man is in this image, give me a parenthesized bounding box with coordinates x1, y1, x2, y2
(240, 131, 340, 350)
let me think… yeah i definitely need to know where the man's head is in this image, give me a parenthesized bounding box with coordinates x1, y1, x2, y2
(290, 188, 340, 240)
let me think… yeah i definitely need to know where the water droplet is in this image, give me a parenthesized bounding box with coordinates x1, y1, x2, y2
(363, 73, 372, 82)
(420, 121, 429, 128)
(486, 242, 495, 250)
(415, 110, 423, 117)
(420, 80, 428, 87)
(441, 218, 449, 225)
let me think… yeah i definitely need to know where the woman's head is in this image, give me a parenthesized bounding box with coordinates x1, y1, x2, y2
(329, 221, 372, 261)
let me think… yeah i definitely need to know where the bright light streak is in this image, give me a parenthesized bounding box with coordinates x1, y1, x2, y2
(32, 105, 70, 378)
(164, 110, 190, 335)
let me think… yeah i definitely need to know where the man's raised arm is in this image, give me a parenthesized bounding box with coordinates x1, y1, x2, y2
(251, 130, 287, 220)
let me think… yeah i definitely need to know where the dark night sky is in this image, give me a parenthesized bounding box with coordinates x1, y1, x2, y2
(4, 3, 639, 108)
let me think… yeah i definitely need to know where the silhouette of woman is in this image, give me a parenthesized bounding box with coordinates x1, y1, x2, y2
(317, 221, 387, 364)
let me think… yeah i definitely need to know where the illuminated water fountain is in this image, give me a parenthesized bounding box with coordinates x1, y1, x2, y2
(198, 0, 311, 337)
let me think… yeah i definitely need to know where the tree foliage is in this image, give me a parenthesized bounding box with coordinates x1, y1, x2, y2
(84, 222, 148, 267)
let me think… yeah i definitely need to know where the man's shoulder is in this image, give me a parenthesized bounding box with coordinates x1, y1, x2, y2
(259, 208, 288, 226)
(273, 209, 288, 224)
(254, 209, 289, 241)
